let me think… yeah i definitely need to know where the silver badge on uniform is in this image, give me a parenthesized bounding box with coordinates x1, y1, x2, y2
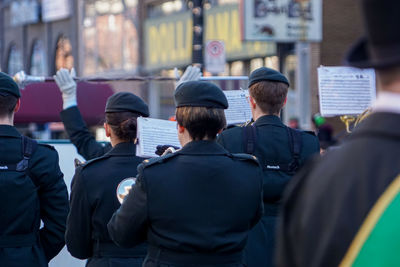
(116, 177, 136, 204)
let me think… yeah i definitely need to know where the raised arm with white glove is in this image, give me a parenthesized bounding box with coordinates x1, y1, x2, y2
(175, 65, 202, 89)
(54, 68, 77, 110)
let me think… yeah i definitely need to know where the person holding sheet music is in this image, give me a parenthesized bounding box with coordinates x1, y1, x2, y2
(55, 66, 201, 160)
(217, 67, 320, 267)
(108, 81, 263, 267)
(65, 92, 149, 267)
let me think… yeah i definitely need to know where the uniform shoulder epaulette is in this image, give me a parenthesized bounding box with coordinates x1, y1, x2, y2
(80, 154, 111, 169)
(230, 153, 259, 164)
(304, 130, 317, 136)
(38, 143, 56, 151)
(141, 152, 178, 169)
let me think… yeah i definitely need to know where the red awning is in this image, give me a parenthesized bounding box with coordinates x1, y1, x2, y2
(15, 82, 114, 125)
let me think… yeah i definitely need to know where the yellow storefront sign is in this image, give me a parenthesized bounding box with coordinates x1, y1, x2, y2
(145, 4, 276, 70)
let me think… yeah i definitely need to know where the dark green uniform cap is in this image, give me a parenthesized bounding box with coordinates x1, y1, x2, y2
(105, 92, 149, 116)
(174, 81, 229, 109)
(0, 72, 20, 97)
(248, 67, 290, 88)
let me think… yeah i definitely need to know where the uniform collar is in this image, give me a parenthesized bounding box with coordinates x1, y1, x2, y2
(253, 115, 284, 127)
(178, 140, 230, 155)
(0, 125, 21, 138)
(352, 112, 400, 139)
(105, 142, 137, 156)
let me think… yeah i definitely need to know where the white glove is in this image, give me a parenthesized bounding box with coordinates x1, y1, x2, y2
(175, 65, 202, 89)
(54, 68, 77, 110)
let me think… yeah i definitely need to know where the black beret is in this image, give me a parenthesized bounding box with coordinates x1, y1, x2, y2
(248, 67, 290, 88)
(174, 81, 228, 109)
(0, 72, 20, 97)
(105, 92, 149, 116)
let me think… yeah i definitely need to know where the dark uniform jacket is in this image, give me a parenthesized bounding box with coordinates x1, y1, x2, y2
(0, 125, 69, 267)
(217, 115, 320, 267)
(66, 142, 147, 267)
(276, 112, 400, 267)
(108, 140, 264, 267)
(60, 106, 112, 160)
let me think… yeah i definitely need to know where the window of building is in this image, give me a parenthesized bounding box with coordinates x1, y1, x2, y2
(55, 36, 74, 71)
(7, 44, 23, 76)
(30, 40, 47, 76)
(83, 0, 140, 75)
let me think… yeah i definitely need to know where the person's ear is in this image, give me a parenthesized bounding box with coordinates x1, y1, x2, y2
(177, 124, 185, 134)
(14, 98, 21, 113)
(104, 123, 111, 137)
(217, 128, 223, 134)
(249, 96, 257, 109)
(282, 96, 287, 107)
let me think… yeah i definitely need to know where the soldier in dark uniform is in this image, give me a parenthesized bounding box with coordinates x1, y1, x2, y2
(66, 92, 149, 267)
(217, 67, 320, 267)
(108, 81, 264, 267)
(275, 1, 400, 266)
(0, 72, 69, 267)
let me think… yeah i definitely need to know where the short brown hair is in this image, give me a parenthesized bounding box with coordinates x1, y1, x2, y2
(175, 106, 226, 141)
(249, 81, 289, 115)
(105, 112, 140, 142)
(0, 95, 18, 118)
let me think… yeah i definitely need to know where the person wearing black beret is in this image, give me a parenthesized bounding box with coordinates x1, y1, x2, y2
(108, 81, 264, 267)
(276, 0, 400, 266)
(66, 90, 150, 267)
(217, 67, 320, 267)
(0, 72, 69, 266)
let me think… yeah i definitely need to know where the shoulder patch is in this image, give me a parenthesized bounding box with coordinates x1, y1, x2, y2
(231, 153, 259, 164)
(141, 152, 178, 169)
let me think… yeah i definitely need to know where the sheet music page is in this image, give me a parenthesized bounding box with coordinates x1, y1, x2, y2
(318, 66, 376, 116)
(136, 117, 181, 158)
(224, 90, 252, 125)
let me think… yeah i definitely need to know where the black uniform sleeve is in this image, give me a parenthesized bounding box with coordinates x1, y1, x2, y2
(60, 106, 112, 160)
(29, 146, 69, 262)
(107, 166, 148, 248)
(65, 167, 93, 259)
(250, 174, 264, 229)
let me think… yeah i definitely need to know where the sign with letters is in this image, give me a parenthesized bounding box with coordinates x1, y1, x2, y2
(144, 4, 276, 70)
(42, 0, 71, 22)
(242, 0, 322, 42)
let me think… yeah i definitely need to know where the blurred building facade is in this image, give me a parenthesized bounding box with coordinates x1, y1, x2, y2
(0, 0, 363, 130)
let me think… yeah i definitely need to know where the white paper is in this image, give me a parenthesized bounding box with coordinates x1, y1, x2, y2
(318, 66, 376, 116)
(224, 90, 252, 125)
(136, 117, 181, 158)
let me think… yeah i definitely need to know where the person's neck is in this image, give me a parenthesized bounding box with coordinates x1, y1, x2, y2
(0, 116, 14, 126)
(253, 111, 280, 121)
(110, 137, 130, 147)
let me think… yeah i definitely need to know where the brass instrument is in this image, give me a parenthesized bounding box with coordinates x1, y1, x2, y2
(340, 108, 373, 133)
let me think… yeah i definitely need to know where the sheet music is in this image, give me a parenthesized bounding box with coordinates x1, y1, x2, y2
(318, 66, 376, 116)
(136, 117, 181, 158)
(224, 90, 252, 124)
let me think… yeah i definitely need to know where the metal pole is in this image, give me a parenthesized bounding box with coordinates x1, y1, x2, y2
(192, 0, 204, 70)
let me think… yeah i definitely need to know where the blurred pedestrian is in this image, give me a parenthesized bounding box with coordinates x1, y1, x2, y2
(65, 92, 149, 267)
(0, 72, 69, 267)
(217, 67, 320, 267)
(108, 81, 263, 267)
(288, 117, 300, 129)
(276, 1, 400, 266)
